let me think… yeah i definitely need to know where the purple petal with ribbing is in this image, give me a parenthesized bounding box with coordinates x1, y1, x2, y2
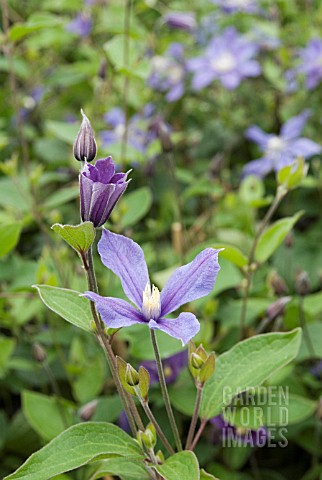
(246, 126, 269, 149)
(288, 138, 321, 157)
(97, 229, 149, 309)
(149, 312, 200, 346)
(160, 248, 220, 316)
(80, 173, 93, 222)
(84, 292, 145, 328)
(241, 157, 273, 178)
(93, 157, 115, 183)
(97, 181, 129, 227)
(281, 111, 310, 140)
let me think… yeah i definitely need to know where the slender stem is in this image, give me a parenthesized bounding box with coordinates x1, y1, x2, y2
(150, 329, 182, 451)
(185, 384, 203, 450)
(128, 395, 145, 431)
(42, 362, 69, 429)
(240, 188, 287, 339)
(84, 247, 137, 437)
(190, 418, 207, 451)
(120, 0, 132, 166)
(139, 399, 174, 455)
(298, 295, 315, 357)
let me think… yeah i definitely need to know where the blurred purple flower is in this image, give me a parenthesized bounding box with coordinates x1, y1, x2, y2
(211, 415, 269, 446)
(141, 350, 187, 385)
(310, 360, 322, 380)
(66, 13, 92, 37)
(20, 86, 45, 120)
(80, 157, 130, 227)
(101, 106, 156, 154)
(187, 27, 261, 90)
(243, 110, 321, 178)
(210, 0, 260, 14)
(297, 38, 322, 90)
(118, 410, 131, 433)
(163, 12, 196, 33)
(148, 43, 186, 102)
(84, 230, 221, 345)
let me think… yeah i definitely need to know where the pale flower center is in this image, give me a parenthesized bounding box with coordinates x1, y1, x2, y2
(168, 64, 183, 83)
(227, 0, 251, 7)
(212, 53, 235, 73)
(114, 123, 126, 140)
(266, 135, 285, 155)
(142, 283, 161, 320)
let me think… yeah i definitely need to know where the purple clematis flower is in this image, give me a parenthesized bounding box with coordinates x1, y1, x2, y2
(141, 350, 187, 385)
(210, 0, 260, 14)
(66, 13, 92, 37)
(187, 27, 261, 90)
(101, 105, 156, 155)
(242, 110, 321, 178)
(148, 43, 186, 102)
(80, 157, 130, 227)
(84, 230, 221, 345)
(211, 415, 269, 447)
(297, 38, 322, 90)
(163, 12, 196, 33)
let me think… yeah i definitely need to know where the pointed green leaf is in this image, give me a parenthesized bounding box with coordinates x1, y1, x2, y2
(277, 158, 307, 190)
(52, 222, 95, 254)
(89, 458, 150, 480)
(118, 187, 152, 228)
(0, 222, 22, 257)
(22, 391, 75, 441)
(34, 285, 92, 332)
(201, 329, 302, 419)
(200, 469, 220, 480)
(212, 244, 248, 268)
(154, 451, 199, 480)
(4, 422, 143, 480)
(255, 211, 303, 263)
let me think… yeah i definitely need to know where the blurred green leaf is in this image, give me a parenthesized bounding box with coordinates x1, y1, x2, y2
(255, 211, 303, 263)
(118, 187, 153, 228)
(0, 222, 22, 257)
(0, 336, 16, 378)
(34, 285, 92, 332)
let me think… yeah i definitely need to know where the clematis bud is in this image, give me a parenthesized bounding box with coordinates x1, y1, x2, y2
(79, 399, 98, 421)
(116, 357, 150, 399)
(73, 109, 97, 162)
(295, 270, 310, 296)
(188, 342, 215, 386)
(80, 156, 130, 227)
(32, 343, 47, 363)
(137, 423, 156, 449)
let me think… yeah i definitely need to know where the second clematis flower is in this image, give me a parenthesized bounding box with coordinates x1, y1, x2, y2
(80, 157, 130, 227)
(84, 230, 221, 345)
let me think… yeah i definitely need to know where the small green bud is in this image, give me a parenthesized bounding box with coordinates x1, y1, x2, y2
(137, 423, 156, 449)
(189, 341, 215, 385)
(155, 450, 165, 464)
(191, 352, 204, 369)
(125, 363, 140, 387)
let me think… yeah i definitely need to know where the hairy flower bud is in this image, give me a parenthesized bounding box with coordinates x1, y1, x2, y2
(73, 109, 97, 162)
(295, 270, 311, 296)
(79, 399, 98, 421)
(32, 343, 47, 363)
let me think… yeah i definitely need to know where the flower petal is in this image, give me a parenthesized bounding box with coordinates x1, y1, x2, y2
(288, 138, 321, 157)
(281, 111, 310, 141)
(161, 248, 220, 316)
(97, 229, 149, 309)
(241, 157, 274, 178)
(149, 313, 200, 346)
(83, 292, 145, 328)
(246, 126, 269, 149)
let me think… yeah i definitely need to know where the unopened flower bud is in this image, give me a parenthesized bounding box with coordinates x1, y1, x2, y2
(295, 271, 310, 296)
(191, 352, 204, 369)
(32, 343, 47, 363)
(79, 399, 98, 421)
(137, 423, 156, 449)
(126, 364, 140, 386)
(268, 271, 288, 296)
(73, 109, 97, 162)
(266, 297, 291, 320)
(155, 450, 165, 463)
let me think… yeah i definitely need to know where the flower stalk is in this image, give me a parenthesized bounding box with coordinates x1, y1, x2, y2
(150, 329, 182, 451)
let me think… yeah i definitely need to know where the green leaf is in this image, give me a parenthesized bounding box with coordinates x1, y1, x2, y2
(0, 336, 16, 378)
(154, 451, 199, 480)
(89, 458, 150, 480)
(255, 212, 303, 263)
(4, 422, 143, 480)
(43, 186, 79, 209)
(22, 391, 75, 441)
(52, 222, 95, 255)
(0, 222, 22, 257)
(239, 175, 265, 205)
(212, 244, 248, 268)
(277, 158, 307, 190)
(297, 322, 322, 361)
(200, 469, 220, 480)
(118, 187, 152, 228)
(201, 329, 302, 419)
(34, 285, 92, 332)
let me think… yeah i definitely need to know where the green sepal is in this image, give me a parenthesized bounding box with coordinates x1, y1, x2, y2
(51, 221, 95, 255)
(116, 357, 137, 395)
(199, 352, 215, 384)
(138, 366, 150, 400)
(277, 157, 308, 190)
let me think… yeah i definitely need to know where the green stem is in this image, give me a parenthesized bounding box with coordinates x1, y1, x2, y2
(185, 384, 203, 450)
(298, 295, 315, 357)
(150, 329, 182, 451)
(84, 247, 137, 437)
(139, 399, 175, 455)
(240, 187, 287, 339)
(190, 418, 207, 451)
